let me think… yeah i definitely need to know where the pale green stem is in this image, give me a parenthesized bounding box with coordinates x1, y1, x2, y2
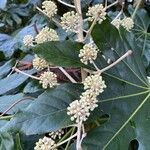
(58, 67, 77, 83)
(0, 115, 13, 120)
(65, 127, 76, 150)
(132, 0, 143, 19)
(13, 67, 40, 80)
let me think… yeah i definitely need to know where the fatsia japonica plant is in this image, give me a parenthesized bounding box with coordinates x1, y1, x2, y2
(0, 0, 150, 150)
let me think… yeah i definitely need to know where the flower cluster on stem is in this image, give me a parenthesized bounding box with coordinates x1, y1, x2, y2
(79, 43, 99, 65)
(86, 4, 106, 24)
(49, 129, 64, 140)
(33, 55, 48, 70)
(34, 136, 57, 150)
(61, 11, 80, 32)
(111, 16, 134, 31)
(41, 0, 57, 19)
(39, 71, 58, 89)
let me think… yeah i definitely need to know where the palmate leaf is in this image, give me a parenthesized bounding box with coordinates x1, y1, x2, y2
(130, 8, 150, 66)
(82, 21, 150, 149)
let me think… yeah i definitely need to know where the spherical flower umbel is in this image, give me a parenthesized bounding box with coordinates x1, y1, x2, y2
(49, 129, 64, 140)
(111, 18, 121, 29)
(33, 55, 48, 70)
(35, 27, 59, 44)
(39, 71, 58, 89)
(67, 100, 90, 123)
(23, 35, 34, 47)
(34, 136, 57, 150)
(83, 74, 106, 95)
(79, 43, 99, 65)
(80, 90, 98, 111)
(61, 11, 80, 32)
(42, 0, 57, 18)
(86, 4, 106, 24)
(121, 17, 134, 31)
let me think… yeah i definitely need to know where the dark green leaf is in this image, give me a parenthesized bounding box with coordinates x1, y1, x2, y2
(2, 84, 83, 135)
(33, 41, 86, 68)
(0, 69, 36, 95)
(23, 81, 42, 94)
(0, 132, 14, 150)
(131, 8, 150, 66)
(0, 93, 33, 114)
(0, 59, 14, 79)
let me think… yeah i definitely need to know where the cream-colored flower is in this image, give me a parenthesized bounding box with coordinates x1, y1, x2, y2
(61, 11, 80, 32)
(49, 129, 64, 140)
(121, 17, 134, 31)
(67, 100, 90, 123)
(79, 43, 99, 65)
(34, 136, 57, 150)
(42, 0, 57, 18)
(33, 55, 48, 70)
(83, 74, 106, 95)
(86, 4, 106, 24)
(80, 90, 98, 111)
(111, 18, 121, 29)
(39, 71, 58, 89)
(35, 27, 59, 44)
(23, 35, 34, 47)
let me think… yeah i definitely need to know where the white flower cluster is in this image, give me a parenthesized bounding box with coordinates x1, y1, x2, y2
(79, 43, 99, 65)
(111, 17, 134, 31)
(49, 129, 64, 140)
(35, 27, 59, 44)
(39, 71, 58, 89)
(34, 136, 57, 150)
(83, 74, 106, 95)
(23, 35, 34, 47)
(67, 73, 106, 123)
(42, 1, 57, 18)
(121, 17, 134, 31)
(87, 4, 106, 24)
(61, 11, 80, 32)
(111, 18, 121, 29)
(67, 100, 90, 123)
(80, 90, 98, 111)
(33, 55, 48, 70)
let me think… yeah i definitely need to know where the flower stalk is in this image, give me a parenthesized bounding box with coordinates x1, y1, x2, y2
(13, 67, 40, 80)
(57, 0, 75, 8)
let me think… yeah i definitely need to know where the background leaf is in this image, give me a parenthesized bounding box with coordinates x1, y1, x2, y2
(0, 69, 36, 95)
(2, 84, 83, 135)
(0, 0, 7, 10)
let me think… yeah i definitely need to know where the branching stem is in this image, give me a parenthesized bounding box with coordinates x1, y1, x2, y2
(58, 67, 77, 83)
(36, 6, 61, 27)
(100, 50, 132, 73)
(57, 0, 75, 8)
(13, 67, 40, 80)
(84, 0, 119, 41)
(51, 133, 77, 149)
(74, 0, 84, 42)
(76, 121, 82, 150)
